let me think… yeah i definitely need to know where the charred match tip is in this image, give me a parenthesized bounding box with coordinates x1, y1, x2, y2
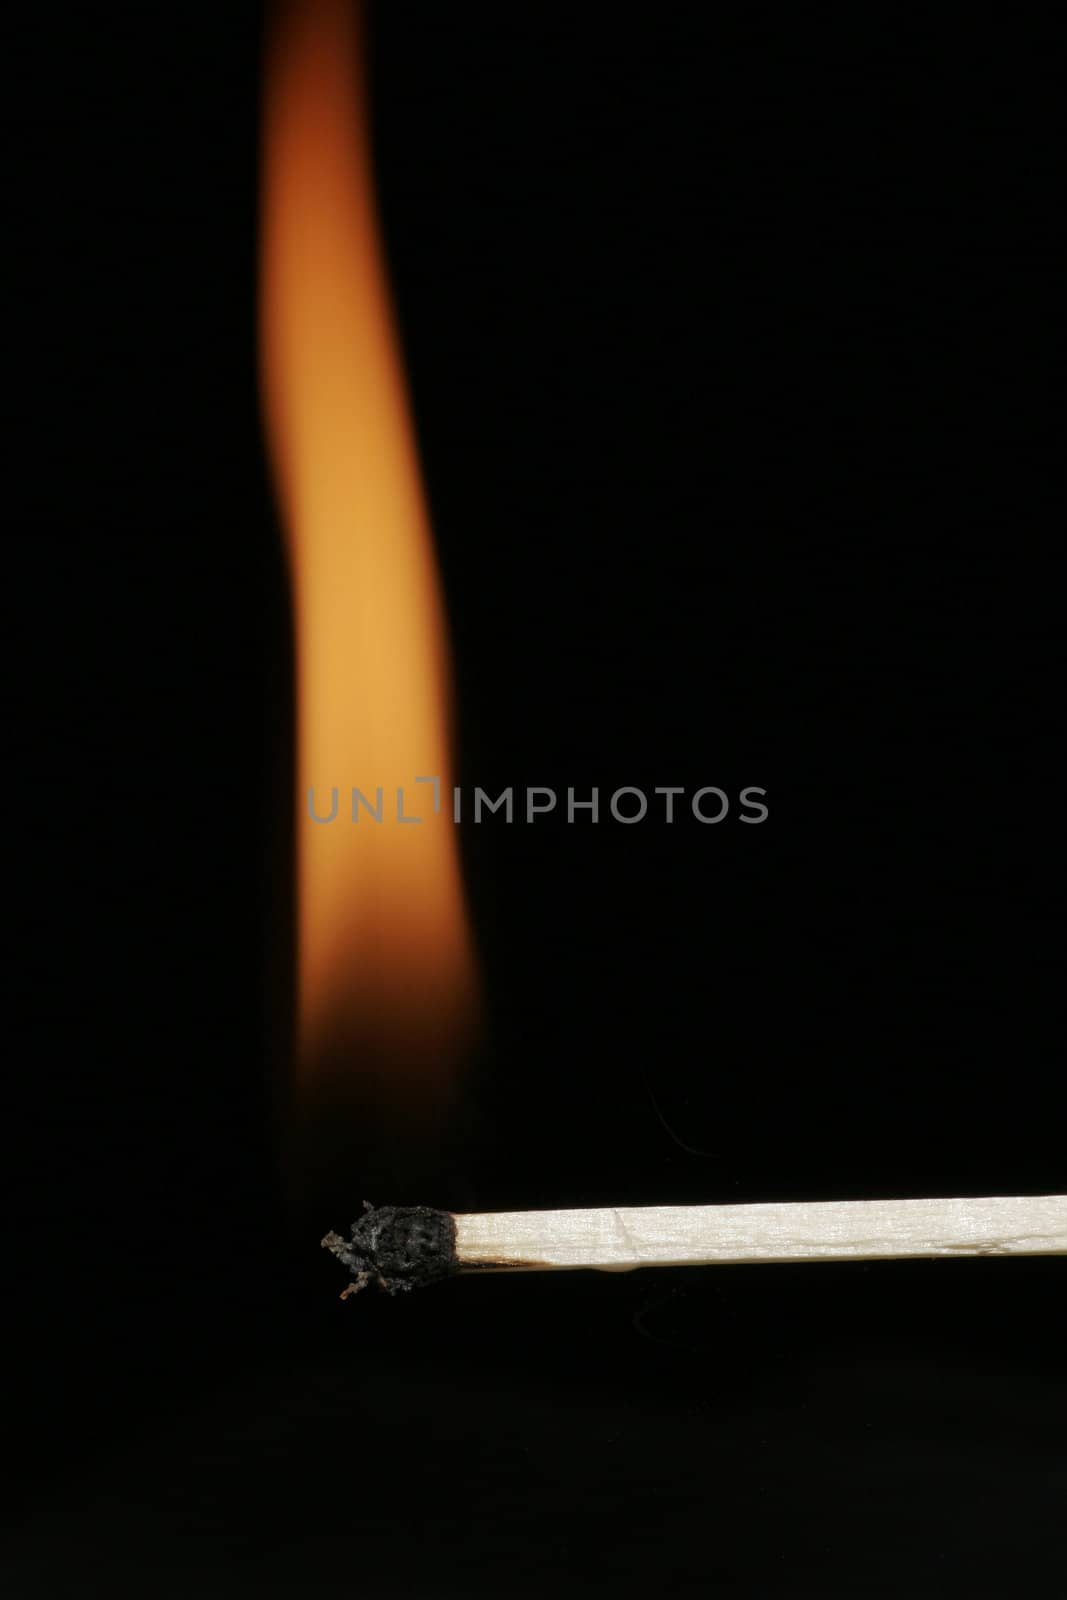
(321, 1203, 458, 1298)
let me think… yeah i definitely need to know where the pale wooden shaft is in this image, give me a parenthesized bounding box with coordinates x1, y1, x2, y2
(454, 1195, 1067, 1272)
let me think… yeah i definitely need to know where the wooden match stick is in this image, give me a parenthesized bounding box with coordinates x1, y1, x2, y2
(322, 1194, 1067, 1296)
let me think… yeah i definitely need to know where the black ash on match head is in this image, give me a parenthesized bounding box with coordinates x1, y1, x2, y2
(322, 1203, 458, 1296)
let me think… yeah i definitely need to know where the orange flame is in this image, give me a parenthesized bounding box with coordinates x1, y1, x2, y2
(260, 0, 478, 1109)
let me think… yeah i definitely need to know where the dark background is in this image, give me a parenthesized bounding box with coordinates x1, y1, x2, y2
(5, 4, 1063, 1595)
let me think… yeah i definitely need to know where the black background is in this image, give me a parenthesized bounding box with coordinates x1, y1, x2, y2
(5, 4, 1063, 1595)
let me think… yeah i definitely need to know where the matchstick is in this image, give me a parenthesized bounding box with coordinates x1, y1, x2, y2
(322, 1194, 1067, 1296)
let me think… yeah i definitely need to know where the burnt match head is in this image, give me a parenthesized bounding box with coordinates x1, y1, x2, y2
(322, 1203, 458, 1296)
